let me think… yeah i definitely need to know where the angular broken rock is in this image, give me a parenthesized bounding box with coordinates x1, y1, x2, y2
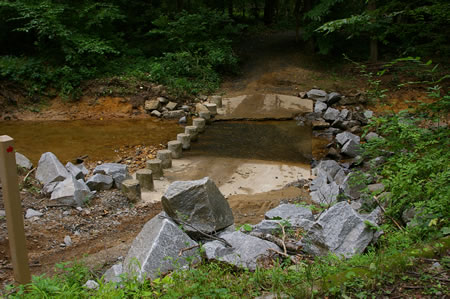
(302, 202, 377, 258)
(35, 152, 70, 185)
(144, 99, 160, 111)
(327, 92, 342, 105)
(162, 177, 234, 236)
(323, 108, 340, 122)
(66, 162, 84, 180)
(123, 213, 199, 280)
(104, 262, 123, 283)
(306, 89, 328, 102)
(265, 204, 314, 225)
(314, 101, 327, 114)
(93, 163, 130, 188)
(42, 181, 60, 197)
(310, 181, 341, 205)
(15, 152, 33, 170)
(312, 160, 342, 181)
(341, 139, 361, 157)
(166, 101, 178, 111)
(86, 174, 114, 191)
(203, 231, 280, 271)
(51, 176, 93, 207)
(336, 131, 361, 146)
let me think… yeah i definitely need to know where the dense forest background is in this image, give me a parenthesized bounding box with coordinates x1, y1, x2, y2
(0, 0, 449, 98)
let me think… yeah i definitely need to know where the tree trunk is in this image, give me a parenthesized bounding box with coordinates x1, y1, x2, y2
(368, 1, 378, 62)
(176, 0, 184, 12)
(228, 0, 233, 17)
(264, 0, 277, 25)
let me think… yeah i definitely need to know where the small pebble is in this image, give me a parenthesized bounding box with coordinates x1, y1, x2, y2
(64, 235, 72, 247)
(83, 280, 99, 290)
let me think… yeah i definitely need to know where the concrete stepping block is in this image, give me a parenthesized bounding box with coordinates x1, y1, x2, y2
(185, 126, 198, 142)
(177, 133, 191, 150)
(192, 118, 206, 133)
(210, 95, 222, 108)
(157, 150, 172, 169)
(204, 103, 217, 115)
(136, 169, 154, 191)
(146, 159, 163, 179)
(121, 179, 141, 203)
(168, 140, 182, 159)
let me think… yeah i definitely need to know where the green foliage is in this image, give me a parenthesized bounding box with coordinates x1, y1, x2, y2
(146, 9, 243, 95)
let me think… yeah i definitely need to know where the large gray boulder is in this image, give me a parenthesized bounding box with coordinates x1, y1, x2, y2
(302, 202, 377, 258)
(15, 152, 33, 170)
(50, 176, 94, 207)
(35, 152, 70, 185)
(307, 89, 328, 102)
(93, 163, 130, 188)
(66, 162, 84, 180)
(162, 177, 234, 236)
(265, 204, 314, 225)
(123, 213, 199, 280)
(203, 231, 280, 271)
(86, 174, 113, 191)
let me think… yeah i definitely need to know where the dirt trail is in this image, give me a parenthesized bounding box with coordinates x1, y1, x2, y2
(220, 31, 359, 97)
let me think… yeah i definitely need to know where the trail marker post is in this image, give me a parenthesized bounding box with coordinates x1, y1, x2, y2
(0, 135, 31, 284)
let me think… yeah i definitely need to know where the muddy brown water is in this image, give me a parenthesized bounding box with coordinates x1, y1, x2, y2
(0, 119, 184, 164)
(186, 120, 312, 163)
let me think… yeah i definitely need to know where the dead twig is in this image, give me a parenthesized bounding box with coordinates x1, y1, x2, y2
(179, 244, 200, 256)
(158, 215, 232, 248)
(250, 232, 301, 254)
(373, 196, 404, 231)
(278, 222, 287, 255)
(23, 167, 36, 182)
(267, 248, 299, 265)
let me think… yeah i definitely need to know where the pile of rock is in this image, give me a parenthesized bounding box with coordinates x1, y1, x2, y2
(297, 88, 379, 159)
(35, 152, 131, 207)
(144, 95, 221, 122)
(105, 175, 382, 283)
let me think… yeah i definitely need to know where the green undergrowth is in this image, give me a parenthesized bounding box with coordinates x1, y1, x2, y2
(3, 235, 449, 298)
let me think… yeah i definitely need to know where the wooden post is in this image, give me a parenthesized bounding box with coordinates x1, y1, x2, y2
(0, 135, 31, 284)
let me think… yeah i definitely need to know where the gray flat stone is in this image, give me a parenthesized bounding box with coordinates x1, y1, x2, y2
(162, 177, 234, 237)
(35, 152, 70, 185)
(162, 110, 185, 119)
(25, 208, 43, 219)
(15, 152, 33, 170)
(203, 231, 280, 271)
(93, 163, 130, 188)
(166, 101, 178, 111)
(253, 219, 314, 234)
(123, 212, 199, 280)
(265, 204, 314, 224)
(307, 89, 328, 102)
(302, 202, 377, 258)
(86, 174, 113, 191)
